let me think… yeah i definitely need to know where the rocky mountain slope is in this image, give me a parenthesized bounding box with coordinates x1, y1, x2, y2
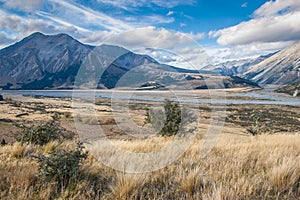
(0, 32, 93, 86)
(243, 41, 300, 85)
(0, 32, 258, 90)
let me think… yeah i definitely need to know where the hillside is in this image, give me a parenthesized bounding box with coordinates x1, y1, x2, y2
(243, 41, 300, 85)
(276, 81, 300, 97)
(0, 32, 259, 90)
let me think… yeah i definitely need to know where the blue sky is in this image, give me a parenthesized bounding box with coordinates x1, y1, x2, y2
(0, 0, 300, 67)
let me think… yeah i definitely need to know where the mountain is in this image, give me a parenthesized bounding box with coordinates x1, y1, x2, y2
(0, 32, 92, 86)
(243, 41, 300, 85)
(276, 81, 300, 97)
(202, 52, 277, 76)
(0, 32, 259, 90)
(0, 32, 162, 89)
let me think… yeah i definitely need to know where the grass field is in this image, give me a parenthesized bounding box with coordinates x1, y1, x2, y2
(0, 134, 299, 199)
(0, 94, 299, 199)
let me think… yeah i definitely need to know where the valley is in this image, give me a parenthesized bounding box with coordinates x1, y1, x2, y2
(0, 89, 300, 199)
(0, 32, 300, 199)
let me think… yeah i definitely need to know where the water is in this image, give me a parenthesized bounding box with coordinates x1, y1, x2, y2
(1, 90, 300, 106)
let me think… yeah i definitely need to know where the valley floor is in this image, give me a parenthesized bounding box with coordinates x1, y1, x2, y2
(0, 90, 299, 199)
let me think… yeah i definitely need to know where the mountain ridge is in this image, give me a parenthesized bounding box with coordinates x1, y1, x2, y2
(204, 52, 277, 76)
(243, 41, 300, 85)
(0, 32, 260, 90)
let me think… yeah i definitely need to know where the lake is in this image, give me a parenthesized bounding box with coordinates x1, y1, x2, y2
(1, 89, 299, 106)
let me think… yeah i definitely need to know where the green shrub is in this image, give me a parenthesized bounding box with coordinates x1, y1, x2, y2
(145, 100, 193, 136)
(34, 142, 88, 190)
(17, 114, 61, 145)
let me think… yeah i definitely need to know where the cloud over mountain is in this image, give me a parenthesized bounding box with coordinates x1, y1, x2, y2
(210, 0, 300, 46)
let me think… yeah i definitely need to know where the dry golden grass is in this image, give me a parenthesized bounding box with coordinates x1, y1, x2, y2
(100, 117, 116, 125)
(43, 141, 59, 154)
(0, 134, 299, 199)
(110, 173, 144, 199)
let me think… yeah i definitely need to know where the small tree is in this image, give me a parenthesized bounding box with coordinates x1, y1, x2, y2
(246, 113, 267, 136)
(145, 100, 193, 136)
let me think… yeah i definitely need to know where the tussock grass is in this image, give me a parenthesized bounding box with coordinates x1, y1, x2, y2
(0, 134, 299, 199)
(100, 117, 116, 125)
(4, 142, 35, 158)
(43, 141, 59, 154)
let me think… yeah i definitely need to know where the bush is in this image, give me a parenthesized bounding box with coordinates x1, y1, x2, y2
(0, 138, 7, 146)
(34, 142, 88, 190)
(0, 95, 3, 101)
(17, 114, 61, 145)
(145, 100, 193, 136)
(246, 113, 268, 136)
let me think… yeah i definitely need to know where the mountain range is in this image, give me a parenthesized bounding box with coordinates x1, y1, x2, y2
(0, 32, 259, 90)
(0, 32, 299, 90)
(202, 42, 300, 86)
(206, 52, 277, 77)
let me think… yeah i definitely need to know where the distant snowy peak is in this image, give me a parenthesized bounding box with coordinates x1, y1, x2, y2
(203, 52, 276, 76)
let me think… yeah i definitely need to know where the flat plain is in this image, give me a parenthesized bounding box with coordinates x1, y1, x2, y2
(0, 88, 299, 199)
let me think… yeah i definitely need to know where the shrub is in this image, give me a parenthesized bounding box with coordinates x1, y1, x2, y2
(246, 113, 268, 136)
(0, 138, 6, 146)
(34, 142, 88, 190)
(0, 95, 3, 101)
(17, 114, 61, 145)
(145, 100, 193, 136)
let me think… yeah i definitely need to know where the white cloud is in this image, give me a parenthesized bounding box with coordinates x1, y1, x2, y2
(103, 26, 204, 49)
(0, 11, 22, 30)
(205, 41, 294, 64)
(0, 0, 193, 50)
(148, 0, 195, 8)
(0, 32, 15, 47)
(208, 0, 300, 61)
(80, 30, 115, 45)
(210, 0, 300, 46)
(139, 15, 174, 25)
(36, 11, 92, 33)
(49, 0, 133, 32)
(180, 23, 187, 28)
(0, 0, 207, 69)
(241, 2, 248, 8)
(254, 0, 300, 17)
(167, 11, 174, 16)
(0, 0, 135, 47)
(0, 9, 91, 48)
(81, 27, 207, 69)
(140, 47, 211, 70)
(1, 0, 43, 11)
(210, 12, 300, 46)
(98, 0, 195, 10)
(40, 0, 174, 34)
